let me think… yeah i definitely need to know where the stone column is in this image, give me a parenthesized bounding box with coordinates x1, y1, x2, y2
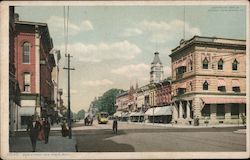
(210, 104, 217, 124)
(186, 101, 190, 119)
(179, 101, 183, 119)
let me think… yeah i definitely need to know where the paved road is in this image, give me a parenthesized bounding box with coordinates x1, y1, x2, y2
(73, 120, 246, 152)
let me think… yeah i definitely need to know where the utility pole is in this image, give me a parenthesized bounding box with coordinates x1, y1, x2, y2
(63, 53, 75, 139)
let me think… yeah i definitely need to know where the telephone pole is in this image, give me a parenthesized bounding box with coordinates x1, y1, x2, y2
(63, 53, 75, 139)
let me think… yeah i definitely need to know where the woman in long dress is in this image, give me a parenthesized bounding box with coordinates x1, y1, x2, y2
(37, 118, 45, 141)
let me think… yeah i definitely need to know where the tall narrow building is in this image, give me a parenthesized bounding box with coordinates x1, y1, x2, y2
(150, 52, 164, 83)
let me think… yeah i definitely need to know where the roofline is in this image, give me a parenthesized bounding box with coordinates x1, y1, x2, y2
(15, 20, 47, 27)
(170, 36, 246, 57)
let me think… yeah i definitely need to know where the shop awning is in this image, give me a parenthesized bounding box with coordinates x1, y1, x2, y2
(113, 111, 122, 117)
(202, 97, 246, 104)
(218, 79, 226, 86)
(232, 80, 240, 87)
(145, 107, 161, 116)
(130, 112, 144, 117)
(155, 106, 173, 116)
(121, 112, 129, 117)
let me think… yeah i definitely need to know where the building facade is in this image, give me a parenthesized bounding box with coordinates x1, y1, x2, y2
(9, 7, 21, 134)
(14, 15, 55, 129)
(170, 36, 246, 125)
(150, 52, 164, 84)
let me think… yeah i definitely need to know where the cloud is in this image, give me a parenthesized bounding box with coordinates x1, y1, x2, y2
(164, 66, 172, 77)
(60, 40, 141, 63)
(82, 79, 114, 86)
(47, 16, 94, 38)
(111, 63, 172, 81)
(121, 28, 143, 37)
(138, 19, 201, 43)
(111, 63, 150, 81)
(81, 20, 94, 31)
(47, 16, 81, 37)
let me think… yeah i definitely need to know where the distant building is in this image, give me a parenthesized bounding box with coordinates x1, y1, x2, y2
(14, 15, 55, 129)
(150, 52, 164, 84)
(51, 49, 61, 120)
(170, 36, 246, 125)
(88, 97, 99, 117)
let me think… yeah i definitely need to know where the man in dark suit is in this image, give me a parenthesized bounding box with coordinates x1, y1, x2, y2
(43, 119, 51, 144)
(112, 117, 118, 134)
(27, 115, 40, 152)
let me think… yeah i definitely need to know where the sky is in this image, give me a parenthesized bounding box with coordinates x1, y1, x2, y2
(15, 5, 246, 113)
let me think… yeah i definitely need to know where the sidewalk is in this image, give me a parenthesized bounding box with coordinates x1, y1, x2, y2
(119, 121, 246, 128)
(9, 134, 77, 152)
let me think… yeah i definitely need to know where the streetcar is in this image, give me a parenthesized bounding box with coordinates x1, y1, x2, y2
(97, 112, 109, 124)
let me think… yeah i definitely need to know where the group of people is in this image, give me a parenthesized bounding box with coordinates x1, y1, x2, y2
(26, 115, 51, 152)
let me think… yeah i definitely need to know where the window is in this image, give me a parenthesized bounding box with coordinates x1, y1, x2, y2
(203, 81, 209, 90)
(202, 57, 209, 69)
(232, 87, 240, 92)
(21, 116, 31, 126)
(232, 59, 238, 71)
(218, 59, 224, 70)
(217, 104, 225, 119)
(218, 86, 226, 92)
(23, 73, 31, 92)
(189, 82, 193, 91)
(22, 42, 30, 63)
(176, 88, 186, 95)
(231, 104, 239, 119)
(202, 104, 210, 118)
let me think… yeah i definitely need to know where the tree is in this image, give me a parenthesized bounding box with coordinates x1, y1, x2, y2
(96, 88, 124, 115)
(77, 109, 85, 120)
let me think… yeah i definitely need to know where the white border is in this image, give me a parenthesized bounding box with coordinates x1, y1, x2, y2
(0, 0, 249, 159)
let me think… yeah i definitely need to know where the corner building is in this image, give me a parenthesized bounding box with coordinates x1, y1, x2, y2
(14, 16, 55, 129)
(170, 36, 246, 125)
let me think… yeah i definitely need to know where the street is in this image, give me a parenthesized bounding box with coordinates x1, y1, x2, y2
(73, 120, 246, 152)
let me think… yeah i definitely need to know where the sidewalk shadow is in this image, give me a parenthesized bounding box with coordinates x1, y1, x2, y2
(75, 129, 135, 152)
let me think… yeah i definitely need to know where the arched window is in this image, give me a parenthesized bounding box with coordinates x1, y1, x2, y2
(203, 81, 209, 90)
(202, 57, 209, 69)
(22, 42, 30, 63)
(218, 59, 224, 70)
(232, 59, 238, 71)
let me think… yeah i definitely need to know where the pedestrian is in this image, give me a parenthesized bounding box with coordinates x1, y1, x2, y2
(43, 118, 51, 144)
(37, 118, 45, 141)
(27, 115, 40, 152)
(61, 121, 68, 137)
(112, 117, 118, 134)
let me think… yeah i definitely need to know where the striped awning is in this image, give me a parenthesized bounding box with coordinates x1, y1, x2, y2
(217, 79, 226, 86)
(202, 97, 246, 104)
(232, 80, 240, 87)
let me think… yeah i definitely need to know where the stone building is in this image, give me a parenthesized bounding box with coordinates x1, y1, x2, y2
(150, 52, 164, 84)
(170, 36, 246, 125)
(14, 15, 55, 128)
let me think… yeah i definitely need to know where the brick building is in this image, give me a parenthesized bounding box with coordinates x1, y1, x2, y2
(170, 36, 246, 125)
(14, 15, 55, 128)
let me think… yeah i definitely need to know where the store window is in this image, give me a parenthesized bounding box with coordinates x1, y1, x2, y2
(202, 57, 209, 69)
(201, 104, 210, 118)
(217, 104, 225, 119)
(218, 59, 224, 70)
(231, 104, 239, 119)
